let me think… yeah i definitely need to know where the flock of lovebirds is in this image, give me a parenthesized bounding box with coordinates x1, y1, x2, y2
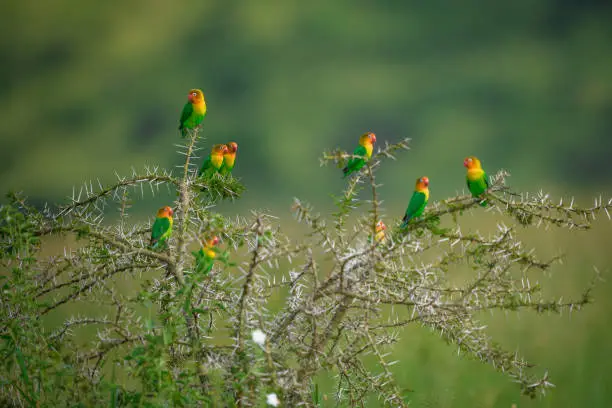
(149, 88, 492, 271)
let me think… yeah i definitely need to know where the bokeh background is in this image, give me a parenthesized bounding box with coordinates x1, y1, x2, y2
(1, 1, 612, 406)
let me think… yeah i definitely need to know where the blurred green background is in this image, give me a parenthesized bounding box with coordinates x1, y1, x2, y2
(1, 1, 612, 406)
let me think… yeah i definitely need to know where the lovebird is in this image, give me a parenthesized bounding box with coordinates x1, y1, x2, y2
(220, 142, 238, 175)
(342, 132, 377, 178)
(463, 156, 489, 206)
(150, 206, 173, 250)
(199, 144, 228, 176)
(374, 220, 387, 243)
(194, 236, 220, 275)
(179, 88, 207, 138)
(400, 176, 430, 228)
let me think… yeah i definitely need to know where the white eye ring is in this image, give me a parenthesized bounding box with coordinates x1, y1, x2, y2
(192, 92, 198, 97)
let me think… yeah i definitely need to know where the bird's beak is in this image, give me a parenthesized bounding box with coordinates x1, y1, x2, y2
(371, 134, 377, 143)
(463, 159, 469, 168)
(187, 93, 193, 102)
(169, 208, 174, 216)
(212, 236, 220, 245)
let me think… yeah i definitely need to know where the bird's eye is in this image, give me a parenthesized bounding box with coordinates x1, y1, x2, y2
(192, 92, 197, 97)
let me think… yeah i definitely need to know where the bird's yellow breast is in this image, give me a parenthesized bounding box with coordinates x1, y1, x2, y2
(203, 248, 216, 259)
(224, 154, 236, 167)
(193, 101, 207, 115)
(467, 168, 484, 181)
(211, 154, 224, 168)
(364, 143, 374, 158)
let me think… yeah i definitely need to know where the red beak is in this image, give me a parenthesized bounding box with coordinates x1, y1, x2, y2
(211, 236, 219, 245)
(370, 133, 377, 143)
(463, 159, 469, 168)
(168, 208, 174, 216)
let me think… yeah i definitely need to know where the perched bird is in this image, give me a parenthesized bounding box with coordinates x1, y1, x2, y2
(464, 156, 489, 206)
(400, 176, 430, 228)
(195, 236, 220, 275)
(373, 220, 387, 243)
(220, 142, 238, 175)
(179, 88, 207, 138)
(150, 206, 173, 250)
(342, 132, 377, 178)
(199, 144, 229, 176)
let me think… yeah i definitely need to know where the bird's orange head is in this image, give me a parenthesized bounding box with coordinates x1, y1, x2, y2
(359, 132, 376, 146)
(188, 89, 205, 104)
(157, 206, 174, 218)
(463, 156, 482, 170)
(375, 220, 386, 232)
(205, 236, 220, 248)
(415, 176, 429, 190)
(212, 144, 229, 155)
(226, 142, 238, 153)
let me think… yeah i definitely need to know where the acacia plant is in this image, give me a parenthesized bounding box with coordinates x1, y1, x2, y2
(0, 130, 610, 407)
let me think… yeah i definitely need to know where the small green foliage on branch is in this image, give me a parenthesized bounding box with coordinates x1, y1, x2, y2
(0, 130, 610, 407)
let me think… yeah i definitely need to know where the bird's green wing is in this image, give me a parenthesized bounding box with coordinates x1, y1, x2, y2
(199, 158, 212, 176)
(467, 174, 489, 196)
(467, 172, 490, 206)
(405, 191, 427, 220)
(194, 250, 213, 274)
(151, 217, 171, 247)
(352, 145, 367, 157)
(343, 145, 368, 177)
(179, 102, 193, 129)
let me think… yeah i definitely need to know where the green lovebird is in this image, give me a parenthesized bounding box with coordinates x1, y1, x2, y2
(194, 236, 220, 275)
(368, 220, 387, 244)
(150, 206, 173, 249)
(342, 132, 377, 178)
(220, 142, 238, 175)
(463, 156, 489, 206)
(400, 176, 430, 228)
(179, 88, 207, 138)
(199, 144, 229, 176)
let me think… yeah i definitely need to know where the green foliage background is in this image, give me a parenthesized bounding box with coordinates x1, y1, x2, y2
(1, 1, 611, 406)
